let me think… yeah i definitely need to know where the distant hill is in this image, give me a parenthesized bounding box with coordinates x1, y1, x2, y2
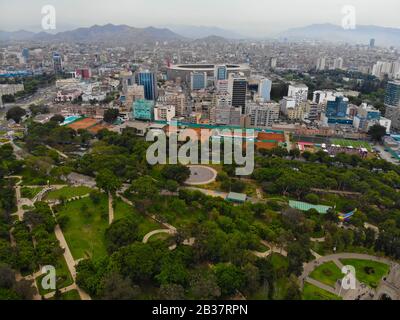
(0, 24, 184, 44)
(278, 23, 400, 47)
(165, 25, 244, 39)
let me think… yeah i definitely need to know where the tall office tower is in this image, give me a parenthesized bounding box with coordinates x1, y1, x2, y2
(52, 52, 63, 74)
(270, 57, 277, 69)
(384, 81, 400, 107)
(214, 65, 228, 81)
(326, 96, 349, 118)
(288, 84, 308, 107)
(136, 71, 158, 101)
(333, 57, 344, 70)
(228, 73, 247, 114)
(258, 78, 272, 102)
(21, 48, 29, 63)
(190, 72, 207, 90)
(316, 57, 326, 71)
(370, 38, 375, 48)
(384, 81, 400, 130)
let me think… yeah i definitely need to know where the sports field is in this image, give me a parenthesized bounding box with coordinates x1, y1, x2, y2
(330, 139, 372, 151)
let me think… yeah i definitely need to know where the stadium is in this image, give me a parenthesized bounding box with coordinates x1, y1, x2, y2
(166, 63, 250, 83)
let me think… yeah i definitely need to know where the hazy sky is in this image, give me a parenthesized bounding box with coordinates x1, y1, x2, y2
(0, 0, 399, 35)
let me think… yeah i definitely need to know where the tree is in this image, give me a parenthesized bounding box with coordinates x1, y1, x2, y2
(29, 104, 49, 116)
(158, 284, 185, 300)
(161, 165, 191, 184)
(103, 108, 119, 124)
(96, 169, 122, 193)
(285, 275, 302, 300)
(99, 272, 140, 300)
(368, 124, 387, 142)
(105, 218, 139, 253)
(214, 263, 245, 297)
(50, 114, 65, 123)
(6, 106, 26, 123)
(189, 270, 221, 300)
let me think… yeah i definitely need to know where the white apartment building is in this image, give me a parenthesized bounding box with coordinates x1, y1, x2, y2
(247, 102, 280, 128)
(154, 105, 176, 122)
(288, 84, 308, 107)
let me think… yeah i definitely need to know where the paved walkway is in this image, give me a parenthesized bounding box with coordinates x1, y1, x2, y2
(253, 240, 288, 258)
(142, 229, 176, 244)
(108, 193, 114, 225)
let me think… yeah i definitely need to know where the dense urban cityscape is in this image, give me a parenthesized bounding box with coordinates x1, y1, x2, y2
(1, 0, 400, 307)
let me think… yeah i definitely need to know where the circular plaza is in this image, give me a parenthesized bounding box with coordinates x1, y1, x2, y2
(185, 165, 217, 186)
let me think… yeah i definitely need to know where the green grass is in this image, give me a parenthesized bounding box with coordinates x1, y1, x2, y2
(21, 187, 43, 199)
(302, 283, 342, 300)
(57, 195, 109, 260)
(45, 186, 93, 200)
(340, 259, 389, 288)
(114, 198, 162, 239)
(309, 261, 343, 288)
(331, 139, 372, 152)
(35, 255, 74, 296)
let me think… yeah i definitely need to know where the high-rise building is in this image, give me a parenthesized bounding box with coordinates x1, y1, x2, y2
(270, 57, 277, 69)
(133, 99, 154, 121)
(228, 73, 247, 114)
(370, 38, 375, 48)
(384, 81, 400, 107)
(288, 84, 308, 106)
(316, 57, 326, 71)
(52, 52, 63, 74)
(247, 102, 280, 128)
(258, 78, 272, 102)
(384, 81, 400, 130)
(136, 71, 158, 101)
(333, 57, 344, 70)
(21, 48, 29, 63)
(190, 72, 207, 90)
(326, 96, 349, 118)
(214, 65, 228, 81)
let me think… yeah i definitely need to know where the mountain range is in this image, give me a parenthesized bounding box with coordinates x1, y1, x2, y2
(1, 23, 400, 47)
(163, 25, 245, 39)
(277, 23, 400, 47)
(0, 24, 184, 44)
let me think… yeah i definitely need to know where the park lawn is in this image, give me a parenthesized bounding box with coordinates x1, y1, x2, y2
(340, 259, 389, 288)
(57, 195, 109, 260)
(35, 255, 74, 296)
(302, 283, 342, 300)
(113, 198, 162, 239)
(331, 139, 372, 152)
(45, 186, 93, 200)
(21, 187, 43, 199)
(309, 261, 343, 288)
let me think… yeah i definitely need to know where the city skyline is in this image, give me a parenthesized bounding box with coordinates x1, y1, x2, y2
(0, 0, 399, 36)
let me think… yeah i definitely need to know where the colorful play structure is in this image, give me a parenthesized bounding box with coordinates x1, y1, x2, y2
(338, 209, 357, 221)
